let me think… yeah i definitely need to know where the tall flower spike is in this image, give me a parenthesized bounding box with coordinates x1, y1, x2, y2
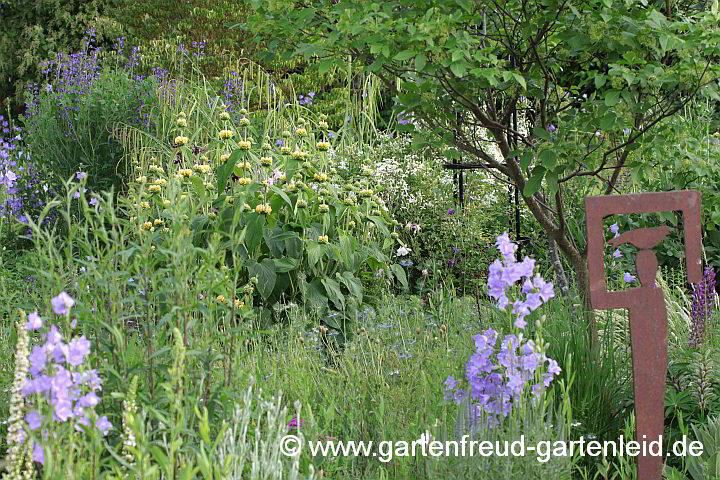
(690, 266, 716, 348)
(5, 316, 31, 477)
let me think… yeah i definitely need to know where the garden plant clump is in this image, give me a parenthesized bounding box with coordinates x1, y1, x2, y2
(0, 1, 720, 479)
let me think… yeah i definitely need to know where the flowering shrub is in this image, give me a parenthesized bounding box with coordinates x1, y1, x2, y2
(121, 99, 406, 341)
(25, 36, 159, 195)
(444, 233, 561, 428)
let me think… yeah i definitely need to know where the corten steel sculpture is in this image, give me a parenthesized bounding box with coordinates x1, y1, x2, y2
(585, 191, 703, 480)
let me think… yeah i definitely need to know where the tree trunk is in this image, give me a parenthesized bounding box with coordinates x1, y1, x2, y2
(568, 250, 598, 352)
(548, 234, 570, 297)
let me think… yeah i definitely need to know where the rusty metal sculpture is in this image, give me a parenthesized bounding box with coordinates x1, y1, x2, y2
(585, 191, 703, 480)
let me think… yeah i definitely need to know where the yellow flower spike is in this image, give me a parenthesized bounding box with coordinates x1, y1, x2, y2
(316, 141, 330, 151)
(225, 196, 235, 204)
(318, 121, 329, 129)
(280, 146, 291, 154)
(135, 176, 147, 183)
(174, 136, 189, 146)
(219, 111, 231, 121)
(220, 153, 230, 162)
(234, 299, 245, 309)
(148, 185, 161, 193)
(238, 140, 251, 150)
(218, 129, 234, 140)
(139, 201, 150, 209)
(163, 199, 171, 207)
(216, 295, 226, 303)
(319, 204, 330, 213)
(153, 178, 167, 185)
(295, 127, 307, 136)
(318, 235, 329, 244)
(235, 177, 252, 185)
(239, 118, 250, 127)
(192, 164, 211, 174)
(260, 157, 272, 166)
(255, 204, 272, 214)
(142, 221, 153, 230)
(176, 118, 187, 127)
(153, 218, 165, 225)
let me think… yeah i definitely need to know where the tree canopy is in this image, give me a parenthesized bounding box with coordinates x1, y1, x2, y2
(246, 0, 720, 340)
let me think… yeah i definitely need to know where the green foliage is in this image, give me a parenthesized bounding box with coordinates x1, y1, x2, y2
(0, 0, 122, 106)
(245, 0, 720, 315)
(631, 101, 720, 268)
(24, 69, 157, 195)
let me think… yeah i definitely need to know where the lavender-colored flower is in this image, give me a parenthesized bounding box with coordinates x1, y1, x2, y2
(46, 324, 63, 345)
(28, 346, 47, 375)
(613, 249, 622, 259)
(89, 197, 98, 206)
(51, 292, 75, 315)
(623, 272, 636, 283)
(487, 233, 553, 326)
(78, 392, 99, 408)
(66, 336, 91, 366)
(610, 223, 619, 234)
(96, 416, 112, 435)
(547, 124, 557, 132)
(27, 312, 43, 330)
(53, 397, 74, 422)
(690, 266, 716, 348)
(26, 411, 43, 430)
(75, 172, 86, 180)
(446, 327, 561, 427)
(32, 442, 44, 464)
(448, 208, 455, 215)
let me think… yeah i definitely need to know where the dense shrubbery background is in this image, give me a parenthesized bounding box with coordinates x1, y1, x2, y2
(0, 1, 719, 479)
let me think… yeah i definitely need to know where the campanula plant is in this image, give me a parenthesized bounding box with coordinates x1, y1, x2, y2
(444, 232, 561, 429)
(4, 293, 111, 479)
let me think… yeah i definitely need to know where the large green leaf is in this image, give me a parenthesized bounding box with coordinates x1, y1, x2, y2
(321, 277, 345, 311)
(389, 264, 408, 290)
(247, 259, 277, 300)
(307, 241, 326, 269)
(337, 271, 363, 304)
(523, 167, 546, 196)
(306, 278, 328, 310)
(243, 213, 265, 254)
(273, 258, 300, 273)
